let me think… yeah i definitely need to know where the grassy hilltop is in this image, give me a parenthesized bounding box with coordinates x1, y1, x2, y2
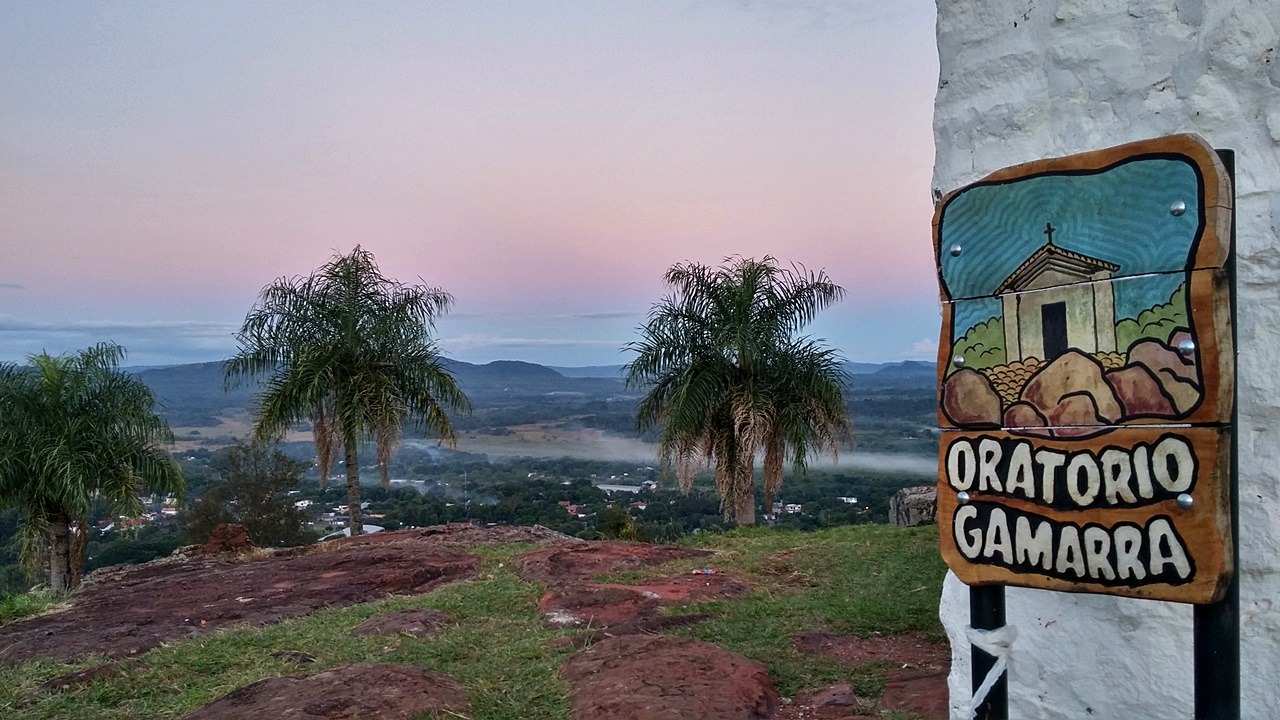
(0, 524, 944, 720)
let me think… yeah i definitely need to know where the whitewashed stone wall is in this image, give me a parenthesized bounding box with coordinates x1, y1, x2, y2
(932, 1, 1280, 718)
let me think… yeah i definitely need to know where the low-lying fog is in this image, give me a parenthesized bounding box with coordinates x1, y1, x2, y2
(409, 435, 935, 477)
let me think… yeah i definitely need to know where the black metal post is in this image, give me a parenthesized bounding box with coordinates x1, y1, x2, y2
(970, 584, 1007, 719)
(1193, 148, 1240, 720)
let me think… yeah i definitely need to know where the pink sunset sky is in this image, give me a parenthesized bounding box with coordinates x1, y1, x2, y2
(0, 1, 941, 367)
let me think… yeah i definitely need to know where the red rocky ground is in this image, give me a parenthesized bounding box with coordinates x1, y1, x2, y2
(518, 540, 712, 582)
(773, 683, 878, 720)
(0, 534, 479, 664)
(522, 538, 951, 718)
(177, 663, 469, 720)
(332, 522, 579, 548)
(523, 541, 751, 639)
(201, 523, 255, 554)
(3, 527, 953, 719)
(793, 631, 950, 720)
(539, 573, 752, 633)
(564, 634, 780, 720)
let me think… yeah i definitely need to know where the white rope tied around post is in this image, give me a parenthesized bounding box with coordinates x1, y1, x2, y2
(966, 624, 1017, 719)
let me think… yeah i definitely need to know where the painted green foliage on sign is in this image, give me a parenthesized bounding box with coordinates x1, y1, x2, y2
(952, 317, 1006, 372)
(1116, 284, 1188, 354)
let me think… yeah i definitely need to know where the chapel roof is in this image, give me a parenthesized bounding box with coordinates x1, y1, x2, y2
(995, 243, 1120, 294)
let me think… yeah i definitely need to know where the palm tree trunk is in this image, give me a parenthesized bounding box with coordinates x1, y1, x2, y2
(70, 513, 88, 587)
(49, 513, 73, 594)
(737, 489, 752, 525)
(345, 437, 364, 536)
(763, 435, 783, 511)
(734, 467, 756, 526)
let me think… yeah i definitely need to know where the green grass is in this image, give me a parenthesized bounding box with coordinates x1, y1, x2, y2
(0, 526, 945, 719)
(0, 591, 64, 628)
(673, 525, 945, 697)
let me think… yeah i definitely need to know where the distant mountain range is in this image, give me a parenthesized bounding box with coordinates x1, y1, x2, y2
(548, 365, 628, 379)
(131, 358, 935, 428)
(547, 361, 935, 380)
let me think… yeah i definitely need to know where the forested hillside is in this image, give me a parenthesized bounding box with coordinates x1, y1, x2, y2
(0, 359, 939, 598)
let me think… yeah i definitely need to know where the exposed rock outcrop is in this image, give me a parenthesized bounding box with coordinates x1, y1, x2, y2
(0, 538, 479, 664)
(564, 634, 779, 720)
(791, 631, 949, 719)
(889, 486, 938, 527)
(178, 663, 469, 720)
(541, 584, 661, 629)
(539, 573, 750, 634)
(519, 542, 711, 583)
(328, 523, 581, 548)
(202, 524, 255, 555)
(881, 667, 950, 720)
(775, 683, 876, 719)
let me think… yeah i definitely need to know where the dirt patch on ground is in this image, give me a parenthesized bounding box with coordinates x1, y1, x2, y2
(601, 572, 751, 603)
(519, 541, 711, 583)
(330, 523, 580, 549)
(178, 663, 469, 720)
(792, 631, 949, 720)
(352, 609, 454, 638)
(540, 572, 752, 635)
(773, 683, 878, 720)
(792, 631, 947, 670)
(540, 584, 706, 643)
(541, 584, 661, 629)
(0, 541, 479, 664)
(770, 672, 948, 720)
(881, 667, 950, 720)
(564, 634, 779, 720)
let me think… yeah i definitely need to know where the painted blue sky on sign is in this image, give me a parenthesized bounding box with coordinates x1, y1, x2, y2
(939, 157, 1202, 334)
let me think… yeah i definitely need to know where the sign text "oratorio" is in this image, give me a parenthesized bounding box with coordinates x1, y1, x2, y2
(944, 434, 1196, 511)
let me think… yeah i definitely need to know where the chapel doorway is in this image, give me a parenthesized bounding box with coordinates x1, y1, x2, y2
(1041, 302, 1068, 361)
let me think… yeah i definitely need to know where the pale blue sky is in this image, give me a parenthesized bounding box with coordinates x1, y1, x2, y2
(0, 1, 941, 366)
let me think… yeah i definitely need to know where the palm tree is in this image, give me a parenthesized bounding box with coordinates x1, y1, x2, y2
(0, 343, 183, 593)
(226, 246, 471, 536)
(625, 256, 852, 525)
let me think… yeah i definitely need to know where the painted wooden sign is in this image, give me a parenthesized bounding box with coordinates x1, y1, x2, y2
(933, 134, 1234, 603)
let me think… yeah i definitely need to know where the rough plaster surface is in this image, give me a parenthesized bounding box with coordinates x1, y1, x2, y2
(932, 1, 1280, 718)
